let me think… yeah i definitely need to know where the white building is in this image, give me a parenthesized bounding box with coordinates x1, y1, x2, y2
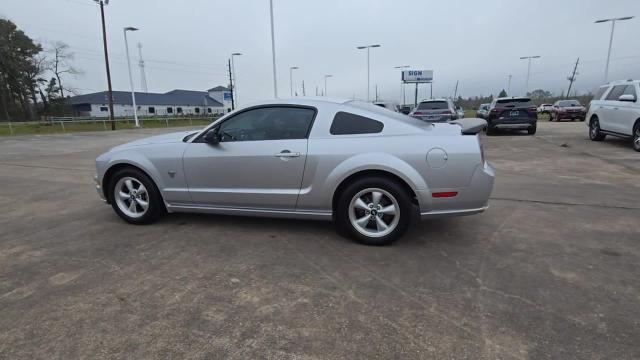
(70, 86, 232, 118)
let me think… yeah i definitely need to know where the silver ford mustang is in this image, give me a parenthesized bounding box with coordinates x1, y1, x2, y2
(95, 98, 494, 245)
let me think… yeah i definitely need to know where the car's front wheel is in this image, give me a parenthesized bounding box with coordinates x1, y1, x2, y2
(633, 121, 640, 152)
(589, 117, 606, 141)
(527, 124, 537, 135)
(108, 167, 164, 224)
(336, 177, 412, 245)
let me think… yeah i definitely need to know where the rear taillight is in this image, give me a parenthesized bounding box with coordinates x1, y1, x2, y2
(442, 110, 452, 115)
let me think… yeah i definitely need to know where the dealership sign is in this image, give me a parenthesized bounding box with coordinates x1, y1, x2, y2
(402, 70, 433, 83)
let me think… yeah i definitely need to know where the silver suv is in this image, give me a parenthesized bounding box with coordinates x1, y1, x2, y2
(586, 79, 640, 152)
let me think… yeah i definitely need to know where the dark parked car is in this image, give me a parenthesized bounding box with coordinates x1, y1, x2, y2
(549, 99, 586, 122)
(399, 105, 412, 115)
(486, 97, 538, 135)
(408, 99, 459, 122)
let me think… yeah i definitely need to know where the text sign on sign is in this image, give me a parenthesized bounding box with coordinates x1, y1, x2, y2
(223, 92, 232, 101)
(402, 70, 433, 83)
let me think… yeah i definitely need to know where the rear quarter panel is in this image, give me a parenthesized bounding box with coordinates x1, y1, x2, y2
(296, 133, 482, 213)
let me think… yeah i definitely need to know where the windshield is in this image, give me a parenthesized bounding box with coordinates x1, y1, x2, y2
(417, 101, 448, 110)
(558, 100, 581, 107)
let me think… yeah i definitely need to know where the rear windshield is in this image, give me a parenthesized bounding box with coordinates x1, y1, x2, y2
(558, 100, 581, 107)
(495, 98, 533, 107)
(417, 101, 448, 110)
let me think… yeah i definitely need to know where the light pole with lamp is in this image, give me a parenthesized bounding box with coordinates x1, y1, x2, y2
(595, 16, 634, 82)
(324, 74, 332, 96)
(123, 26, 139, 127)
(519, 55, 541, 95)
(356, 44, 381, 101)
(289, 66, 299, 97)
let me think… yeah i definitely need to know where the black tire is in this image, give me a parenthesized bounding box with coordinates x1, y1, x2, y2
(549, 113, 554, 122)
(335, 177, 412, 246)
(527, 123, 537, 135)
(107, 167, 164, 224)
(633, 121, 640, 152)
(589, 117, 606, 141)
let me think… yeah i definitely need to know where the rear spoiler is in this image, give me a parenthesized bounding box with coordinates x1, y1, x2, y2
(450, 118, 487, 135)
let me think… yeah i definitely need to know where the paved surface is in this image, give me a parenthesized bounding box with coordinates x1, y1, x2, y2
(0, 122, 638, 359)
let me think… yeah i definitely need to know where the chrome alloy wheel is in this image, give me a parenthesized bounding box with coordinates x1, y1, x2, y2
(348, 188, 400, 238)
(634, 126, 640, 151)
(114, 177, 149, 218)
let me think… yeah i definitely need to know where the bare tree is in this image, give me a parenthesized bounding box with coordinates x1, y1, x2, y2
(47, 41, 79, 100)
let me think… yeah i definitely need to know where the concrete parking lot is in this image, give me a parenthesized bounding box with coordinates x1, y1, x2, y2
(0, 121, 638, 359)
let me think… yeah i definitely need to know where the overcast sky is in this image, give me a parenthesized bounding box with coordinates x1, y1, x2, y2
(3, 0, 640, 104)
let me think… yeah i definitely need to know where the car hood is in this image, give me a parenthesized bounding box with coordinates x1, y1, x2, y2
(110, 130, 198, 151)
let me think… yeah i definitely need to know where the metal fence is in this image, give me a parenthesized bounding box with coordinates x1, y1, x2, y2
(0, 116, 218, 136)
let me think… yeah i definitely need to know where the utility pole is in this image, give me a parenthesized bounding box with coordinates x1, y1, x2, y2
(269, 0, 278, 98)
(315, 86, 318, 96)
(566, 57, 580, 99)
(507, 74, 512, 95)
(96, 0, 115, 130)
(453, 80, 459, 100)
(375, 85, 378, 102)
(414, 83, 418, 107)
(228, 59, 235, 110)
(302, 80, 306, 96)
(137, 42, 148, 92)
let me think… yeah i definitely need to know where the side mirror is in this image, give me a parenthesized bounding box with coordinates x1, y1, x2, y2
(619, 94, 636, 102)
(203, 127, 220, 144)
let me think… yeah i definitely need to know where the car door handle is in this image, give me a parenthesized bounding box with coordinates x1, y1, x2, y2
(274, 151, 301, 158)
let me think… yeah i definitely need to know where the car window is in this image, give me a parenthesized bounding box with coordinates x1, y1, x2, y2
(594, 86, 608, 100)
(558, 100, 581, 107)
(330, 112, 384, 135)
(495, 98, 533, 107)
(417, 101, 448, 110)
(218, 106, 315, 142)
(606, 85, 626, 100)
(622, 85, 637, 97)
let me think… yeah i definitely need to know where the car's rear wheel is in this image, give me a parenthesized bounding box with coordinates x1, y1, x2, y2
(527, 124, 537, 135)
(108, 167, 164, 224)
(633, 121, 640, 152)
(336, 177, 412, 246)
(589, 117, 606, 141)
(549, 113, 554, 122)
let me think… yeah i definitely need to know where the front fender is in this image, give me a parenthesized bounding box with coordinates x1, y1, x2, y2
(98, 150, 166, 196)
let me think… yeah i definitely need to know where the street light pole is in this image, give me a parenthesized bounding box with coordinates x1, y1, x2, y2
(96, 0, 115, 130)
(123, 26, 139, 127)
(357, 44, 381, 102)
(269, 0, 278, 98)
(520, 55, 541, 94)
(289, 66, 299, 97)
(394, 65, 410, 105)
(324, 74, 332, 96)
(231, 53, 242, 106)
(595, 16, 634, 82)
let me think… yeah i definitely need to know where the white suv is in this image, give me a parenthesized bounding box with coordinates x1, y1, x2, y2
(586, 80, 640, 152)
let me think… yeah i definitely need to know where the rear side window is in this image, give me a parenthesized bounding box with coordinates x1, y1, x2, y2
(606, 85, 626, 100)
(417, 101, 448, 110)
(330, 112, 384, 135)
(622, 85, 637, 97)
(495, 98, 534, 107)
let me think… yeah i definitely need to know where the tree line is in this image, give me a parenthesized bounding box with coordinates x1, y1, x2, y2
(456, 89, 594, 110)
(0, 18, 80, 121)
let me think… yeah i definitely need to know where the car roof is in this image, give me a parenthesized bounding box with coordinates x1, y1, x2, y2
(496, 96, 531, 101)
(602, 79, 638, 86)
(241, 97, 353, 108)
(419, 98, 449, 102)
